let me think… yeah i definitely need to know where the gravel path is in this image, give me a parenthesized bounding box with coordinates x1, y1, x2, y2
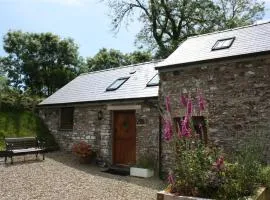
(0, 152, 165, 200)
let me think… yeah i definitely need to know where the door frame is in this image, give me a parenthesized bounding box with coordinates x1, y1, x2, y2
(112, 110, 136, 165)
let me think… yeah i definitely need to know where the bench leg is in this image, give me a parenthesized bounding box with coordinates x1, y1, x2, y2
(4, 156, 7, 163)
(42, 153, 45, 160)
(36, 153, 38, 160)
(11, 156, 13, 164)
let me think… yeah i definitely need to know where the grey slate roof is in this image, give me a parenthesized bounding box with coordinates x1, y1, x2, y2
(39, 61, 160, 105)
(157, 22, 270, 68)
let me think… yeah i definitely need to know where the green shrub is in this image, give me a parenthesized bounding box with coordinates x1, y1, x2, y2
(261, 166, 270, 188)
(0, 110, 57, 150)
(172, 142, 220, 197)
(0, 90, 43, 112)
(136, 154, 155, 169)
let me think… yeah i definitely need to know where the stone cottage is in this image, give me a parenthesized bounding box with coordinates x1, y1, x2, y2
(40, 22, 270, 174)
(39, 61, 161, 168)
(156, 22, 270, 172)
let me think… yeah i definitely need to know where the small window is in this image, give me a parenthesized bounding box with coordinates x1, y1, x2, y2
(60, 107, 74, 130)
(146, 74, 159, 87)
(106, 77, 129, 91)
(212, 37, 235, 51)
(174, 116, 208, 144)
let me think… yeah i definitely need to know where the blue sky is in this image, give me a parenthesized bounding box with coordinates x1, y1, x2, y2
(0, 0, 270, 58)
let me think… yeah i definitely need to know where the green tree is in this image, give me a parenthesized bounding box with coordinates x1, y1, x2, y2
(216, 0, 265, 29)
(1, 31, 82, 96)
(86, 48, 127, 72)
(104, 0, 264, 58)
(126, 50, 152, 64)
(0, 64, 8, 110)
(86, 48, 152, 72)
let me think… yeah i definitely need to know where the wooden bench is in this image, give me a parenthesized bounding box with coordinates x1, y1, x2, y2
(4, 137, 45, 164)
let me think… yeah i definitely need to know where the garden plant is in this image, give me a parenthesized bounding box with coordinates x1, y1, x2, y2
(162, 90, 270, 199)
(72, 141, 93, 163)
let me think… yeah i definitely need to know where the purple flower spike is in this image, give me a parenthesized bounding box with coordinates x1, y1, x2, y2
(177, 123, 182, 138)
(163, 119, 173, 141)
(165, 96, 171, 113)
(198, 91, 206, 112)
(180, 95, 187, 107)
(168, 172, 175, 185)
(181, 116, 190, 137)
(187, 99, 193, 116)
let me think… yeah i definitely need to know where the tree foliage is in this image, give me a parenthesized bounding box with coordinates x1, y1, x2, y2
(104, 0, 264, 58)
(86, 48, 152, 72)
(1, 31, 82, 96)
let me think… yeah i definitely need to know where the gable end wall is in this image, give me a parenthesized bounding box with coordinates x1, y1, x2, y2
(159, 55, 270, 173)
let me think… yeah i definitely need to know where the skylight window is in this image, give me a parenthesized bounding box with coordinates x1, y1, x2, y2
(106, 77, 129, 91)
(146, 74, 159, 87)
(212, 37, 235, 51)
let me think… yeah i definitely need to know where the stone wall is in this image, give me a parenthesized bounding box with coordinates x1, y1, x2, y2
(39, 101, 160, 169)
(159, 55, 270, 172)
(39, 105, 111, 160)
(136, 103, 160, 170)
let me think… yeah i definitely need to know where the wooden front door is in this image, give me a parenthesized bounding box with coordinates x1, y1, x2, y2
(113, 111, 136, 165)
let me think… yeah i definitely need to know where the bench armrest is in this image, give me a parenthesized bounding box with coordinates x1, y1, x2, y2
(37, 140, 46, 149)
(5, 142, 13, 151)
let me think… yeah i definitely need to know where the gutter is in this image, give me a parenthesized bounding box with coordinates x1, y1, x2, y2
(37, 96, 158, 108)
(155, 50, 270, 71)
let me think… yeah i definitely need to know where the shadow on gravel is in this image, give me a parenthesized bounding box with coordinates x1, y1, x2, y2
(46, 151, 165, 191)
(2, 156, 44, 167)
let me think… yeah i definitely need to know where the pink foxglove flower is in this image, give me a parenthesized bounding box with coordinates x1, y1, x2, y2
(163, 118, 173, 141)
(177, 122, 182, 138)
(187, 98, 193, 116)
(180, 94, 187, 107)
(212, 156, 225, 171)
(165, 96, 171, 113)
(181, 116, 190, 137)
(197, 90, 206, 112)
(168, 172, 175, 185)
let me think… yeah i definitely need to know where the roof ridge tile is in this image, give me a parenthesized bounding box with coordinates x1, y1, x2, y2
(187, 21, 270, 39)
(79, 59, 163, 76)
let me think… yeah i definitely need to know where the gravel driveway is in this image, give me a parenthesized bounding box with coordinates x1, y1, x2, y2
(0, 152, 165, 200)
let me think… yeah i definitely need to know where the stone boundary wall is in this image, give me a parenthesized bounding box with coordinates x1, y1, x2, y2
(159, 55, 270, 173)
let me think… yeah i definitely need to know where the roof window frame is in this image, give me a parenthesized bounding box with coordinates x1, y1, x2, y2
(106, 77, 130, 91)
(146, 73, 159, 87)
(212, 37, 235, 51)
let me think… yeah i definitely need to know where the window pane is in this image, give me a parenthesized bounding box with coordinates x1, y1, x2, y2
(215, 40, 225, 48)
(109, 79, 126, 89)
(222, 39, 233, 47)
(60, 107, 74, 130)
(106, 77, 129, 91)
(147, 74, 159, 86)
(212, 37, 235, 50)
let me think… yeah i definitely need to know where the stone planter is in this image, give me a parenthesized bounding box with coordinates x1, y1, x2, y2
(130, 167, 154, 178)
(254, 187, 270, 200)
(157, 187, 269, 200)
(157, 191, 212, 200)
